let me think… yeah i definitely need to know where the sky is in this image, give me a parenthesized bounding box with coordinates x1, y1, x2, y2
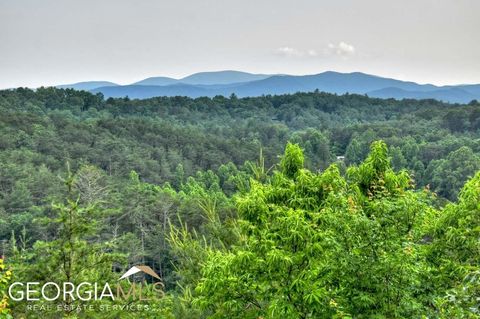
(0, 0, 479, 88)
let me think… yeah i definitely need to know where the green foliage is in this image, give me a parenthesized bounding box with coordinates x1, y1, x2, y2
(193, 141, 430, 318)
(290, 129, 332, 169)
(424, 171, 480, 317)
(8, 170, 123, 318)
(427, 146, 480, 200)
(280, 143, 304, 178)
(2, 87, 480, 203)
(0, 259, 13, 319)
(2, 88, 480, 317)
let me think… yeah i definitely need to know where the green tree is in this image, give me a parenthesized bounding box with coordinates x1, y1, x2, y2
(425, 171, 480, 317)
(10, 170, 121, 318)
(429, 146, 480, 200)
(290, 129, 333, 170)
(390, 146, 407, 171)
(194, 141, 428, 318)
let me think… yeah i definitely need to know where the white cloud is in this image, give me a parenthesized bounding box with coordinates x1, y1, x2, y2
(275, 42, 355, 59)
(326, 41, 356, 56)
(275, 46, 318, 58)
(276, 46, 301, 57)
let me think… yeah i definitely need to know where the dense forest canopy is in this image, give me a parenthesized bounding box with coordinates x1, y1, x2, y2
(2, 88, 480, 200)
(1, 87, 480, 318)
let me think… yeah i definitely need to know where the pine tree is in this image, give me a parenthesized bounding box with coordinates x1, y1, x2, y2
(11, 169, 122, 318)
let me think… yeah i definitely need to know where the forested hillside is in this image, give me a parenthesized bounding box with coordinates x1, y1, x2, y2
(1, 87, 480, 317)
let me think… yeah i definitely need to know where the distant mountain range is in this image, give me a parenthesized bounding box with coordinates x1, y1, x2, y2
(133, 70, 272, 86)
(57, 81, 119, 91)
(56, 70, 480, 103)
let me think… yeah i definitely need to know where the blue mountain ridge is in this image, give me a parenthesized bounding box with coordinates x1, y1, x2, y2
(57, 81, 119, 91)
(59, 71, 480, 103)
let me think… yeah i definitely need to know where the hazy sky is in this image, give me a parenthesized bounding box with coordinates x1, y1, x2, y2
(1, 0, 479, 88)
